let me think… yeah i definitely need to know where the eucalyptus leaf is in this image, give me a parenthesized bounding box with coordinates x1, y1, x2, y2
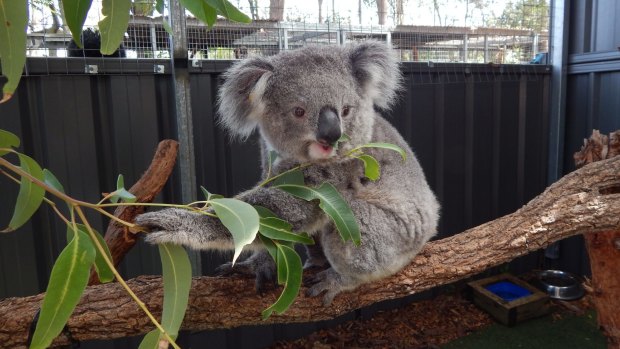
(0, 0, 28, 101)
(62, 0, 93, 46)
(275, 182, 360, 245)
(0, 129, 20, 155)
(98, 0, 131, 55)
(138, 330, 161, 349)
(109, 188, 137, 203)
(204, 0, 251, 23)
(210, 198, 259, 264)
(2, 153, 45, 232)
(275, 246, 286, 285)
(258, 234, 277, 261)
(261, 243, 302, 319)
(272, 168, 305, 187)
(358, 143, 407, 161)
(180, 0, 217, 27)
(88, 225, 115, 283)
(159, 244, 191, 336)
(268, 150, 279, 167)
(356, 154, 380, 181)
(200, 185, 223, 201)
(29, 229, 96, 349)
(43, 169, 66, 194)
(259, 217, 314, 245)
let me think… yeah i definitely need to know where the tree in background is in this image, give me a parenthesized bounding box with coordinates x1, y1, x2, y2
(491, 0, 549, 31)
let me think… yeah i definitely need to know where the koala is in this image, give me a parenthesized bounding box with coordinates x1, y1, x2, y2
(136, 41, 440, 305)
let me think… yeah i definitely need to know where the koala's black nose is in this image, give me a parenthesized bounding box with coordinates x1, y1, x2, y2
(317, 107, 342, 146)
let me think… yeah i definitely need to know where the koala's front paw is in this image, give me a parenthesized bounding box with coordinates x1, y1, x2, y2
(304, 268, 347, 306)
(135, 208, 201, 247)
(215, 251, 277, 294)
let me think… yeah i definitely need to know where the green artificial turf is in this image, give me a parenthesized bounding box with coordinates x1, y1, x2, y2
(442, 310, 607, 349)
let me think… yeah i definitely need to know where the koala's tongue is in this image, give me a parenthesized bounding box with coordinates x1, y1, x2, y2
(309, 141, 334, 159)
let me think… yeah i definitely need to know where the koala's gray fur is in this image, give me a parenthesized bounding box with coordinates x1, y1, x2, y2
(136, 41, 440, 305)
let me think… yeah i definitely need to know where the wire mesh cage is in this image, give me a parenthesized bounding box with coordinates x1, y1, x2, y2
(25, 0, 550, 66)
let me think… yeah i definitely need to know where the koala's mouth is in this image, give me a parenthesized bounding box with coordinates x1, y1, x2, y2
(307, 141, 335, 160)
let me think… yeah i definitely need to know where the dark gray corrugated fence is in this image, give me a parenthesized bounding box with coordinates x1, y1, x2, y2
(547, 0, 620, 275)
(1, 59, 552, 347)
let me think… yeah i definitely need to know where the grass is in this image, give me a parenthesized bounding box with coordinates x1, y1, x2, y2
(442, 310, 607, 349)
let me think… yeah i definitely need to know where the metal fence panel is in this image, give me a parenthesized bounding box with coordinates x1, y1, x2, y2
(1, 60, 552, 348)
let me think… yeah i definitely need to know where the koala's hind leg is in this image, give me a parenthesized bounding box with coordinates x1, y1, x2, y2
(303, 235, 330, 270)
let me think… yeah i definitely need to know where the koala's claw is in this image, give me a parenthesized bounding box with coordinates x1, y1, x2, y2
(304, 268, 344, 306)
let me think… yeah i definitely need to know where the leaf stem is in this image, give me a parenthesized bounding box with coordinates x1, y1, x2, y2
(258, 163, 310, 188)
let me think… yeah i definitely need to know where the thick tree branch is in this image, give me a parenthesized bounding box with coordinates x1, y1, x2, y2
(1, 151, 620, 348)
(574, 130, 620, 349)
(89, 140, 178, 284)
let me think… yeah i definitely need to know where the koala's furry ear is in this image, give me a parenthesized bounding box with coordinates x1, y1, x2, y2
(348, 41, 402, 110)
(217, 57, 274, 138)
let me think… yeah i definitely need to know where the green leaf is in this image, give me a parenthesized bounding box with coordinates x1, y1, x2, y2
(276, 182, 360, 245)
(138, 330, 161, 349)
(62, 0, 93, 46)
(2, 153, 45, 232)
(258, 234, 277, 261)
(204, 0, 251, 23)
(89, 226, 115, 283)
(180, 0, 217, 27)
(0, 129, 19, 155)
(109, 174, 136, 203)
(0, 0, 28, 102)
(356, 154, 380, 181)
(43, 169, 66, 194)
(159, 244, 191, 335)
(200, 185, 223, 201)
(98, 0, 131, 55)
(29, 229, 96, 349)
(261, 243, 302, 319)
(358, 143, 407, 161)
(268, 150, 279, 167)
(139, 244, 191, 348)
(162, 19, 173, 36)
(210, 198, 260, 264)
(155, 0, 164, 13)
(259, 217, 314, 245)
(253, 205, 278, 219)
(272, 168, 305, 187)
(275, 246, 287, 285)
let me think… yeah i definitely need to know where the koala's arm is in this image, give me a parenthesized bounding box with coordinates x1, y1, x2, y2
(137, 184, 322, 250)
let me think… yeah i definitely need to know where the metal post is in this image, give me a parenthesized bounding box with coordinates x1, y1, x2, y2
(463, 33, 468, 63)
(532, 33, 539, 60)
(283, 28, 289, 51)
(483, 34, 488, 63)
(547, 0, 570, 184)
(168, 0, 201, 273)
(150, 23, 158, 54)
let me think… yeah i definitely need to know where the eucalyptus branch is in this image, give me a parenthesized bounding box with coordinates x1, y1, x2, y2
(74, 207, 180, 349)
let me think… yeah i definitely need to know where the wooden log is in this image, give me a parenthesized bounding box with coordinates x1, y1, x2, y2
(574, 129, 620, 349)
(1, 154, 619, 348)
(88, 140, 178, 285)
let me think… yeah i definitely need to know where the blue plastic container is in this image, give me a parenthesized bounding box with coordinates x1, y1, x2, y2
(484, 281, 532, 301)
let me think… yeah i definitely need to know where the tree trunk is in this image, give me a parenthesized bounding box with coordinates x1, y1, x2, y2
(2, 154, 620, 348)
(377, 0, 387, 25)
(318, 0, 324, 23)
(574, 130, 620, 349)
(395, 0, 404, 25)
(269, 0, 285, 21)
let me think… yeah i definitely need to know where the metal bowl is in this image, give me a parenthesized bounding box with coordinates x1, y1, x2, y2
(535, 270, 584, 301)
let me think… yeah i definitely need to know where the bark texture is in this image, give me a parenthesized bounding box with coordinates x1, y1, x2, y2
(574, 130, 620, 349)
(89, 140, 178, 285)
(1, 155, 620, 348)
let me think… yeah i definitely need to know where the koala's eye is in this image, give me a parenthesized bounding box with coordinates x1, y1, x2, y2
(293, 107, 305, 118)
(342, 106, 351, 117)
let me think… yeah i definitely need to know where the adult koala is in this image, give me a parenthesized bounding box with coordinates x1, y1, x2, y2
(136, 41, 440, 305)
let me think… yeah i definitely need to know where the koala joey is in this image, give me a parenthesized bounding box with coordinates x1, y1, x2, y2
(136, 41, 440, 305)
